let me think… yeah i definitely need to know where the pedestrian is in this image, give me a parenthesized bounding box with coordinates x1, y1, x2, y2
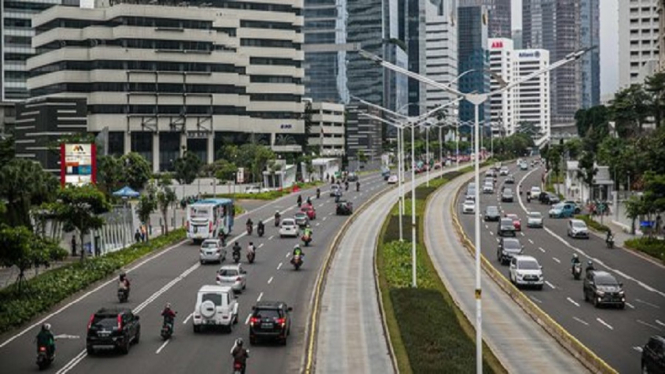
(140, 225, 147, 242)
(134, 229, 141, 243)
(71, 236, 77, 257)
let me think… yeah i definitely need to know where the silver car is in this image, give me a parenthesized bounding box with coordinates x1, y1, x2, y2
(200, 239, 226, 264)
(216, 264, 247, 293)
(526, 211, 544, 228)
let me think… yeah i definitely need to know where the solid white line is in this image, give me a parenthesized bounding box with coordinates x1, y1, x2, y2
(567, 297, 580, 307)
(257, 292, 263, 302)
(528, 239, 534, 244)
(277, 262, 283, 270)
(552, 257, 561, 264)
(269, 235, 274, 240)
(183, 313, 193, 324)
(244, 313, 252, 325)
(268, 276, 273, 284)
(597, 318, 614, 330)
(626, 302, 635, 309)
(573, 317, 589, 326)
(656, 320, 665, 328)
(156, 339, 170, 354)
(56, 350, 86, 374)
(538, 247, 546, 253)
(545, 281, 556, 289)
(637, 319, 662, 331)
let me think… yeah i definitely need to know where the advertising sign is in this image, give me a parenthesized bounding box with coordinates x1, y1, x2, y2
(61, 143, 97, 187)
(237, 167, 245, 184)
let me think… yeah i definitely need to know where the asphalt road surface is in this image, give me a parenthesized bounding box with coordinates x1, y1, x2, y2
(457, 159, 665, 374)
(0, 173, 389, 374)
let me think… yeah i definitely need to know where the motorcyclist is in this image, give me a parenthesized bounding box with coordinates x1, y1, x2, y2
(232, 242, 242, 257)
(247, 242, 256, 256)
(36, 323, 55, 358)
(230, 338, 249, 374)
(119, 272, 130, 291)
(257, 220, 265, 235)
(316, 188, 321, 199)
(297, 195, 303, 207)
(303, 225, 313, 240)
(161, 303, 176, 330)
(293, 244, 304, 257)
(356, 181, 360, 192)
(571, 253, 581, 266)
(274, 210, 281, 226)
(345, 181, 349, 191)
(306, 196, 312, 206)
(585, 260, 595, 275)
(605, 229, 614, 243)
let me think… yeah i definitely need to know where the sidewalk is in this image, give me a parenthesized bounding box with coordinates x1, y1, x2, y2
(590, 215, 664, 248)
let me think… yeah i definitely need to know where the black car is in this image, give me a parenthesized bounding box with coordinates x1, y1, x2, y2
(86, 307, 141, 355)
(484, 206, 501, 221)
(497, 238, 524, 265)
(539, 192, 560, 205)
(249, 301, 292, 345)
(501, 188, 514, 203)
(497, 218, 516, 237)
(336, 200, 353, 215)
(642, 335, 665, 374)
(583, 271, 626, 309)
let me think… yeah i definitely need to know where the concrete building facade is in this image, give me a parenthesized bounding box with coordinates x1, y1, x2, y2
(425, 0, 459, 113)
(308, 102, 345, 156)
(488, 38, 515, 136)
(580, 0, 600, 107)
(346, 103, 382, 162)
(619, 0, 660, 88)
(515, 48, 551, 139)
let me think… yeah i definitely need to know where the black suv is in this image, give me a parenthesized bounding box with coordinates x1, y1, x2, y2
(86, 307, 141, 354)
(583, 271, 626, 309)
(497, 238, 524, 265)
(642, 335, 665, 374)
(484, 206, 501, 221)
(539, 192, 560, 205)
(497, 218, 516, 237)
(249, 301, 292, 345)
(336, 200, 353, 215)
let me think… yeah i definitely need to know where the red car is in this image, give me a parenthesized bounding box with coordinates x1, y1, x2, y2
(301, 205, 316, 220)
(505, 214, 521, 231)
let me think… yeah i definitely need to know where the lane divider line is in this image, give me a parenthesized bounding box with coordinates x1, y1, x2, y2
(625, 302, 635, 309)
(567, 297, 580, 307)
(596, 318, 614, 331)
(539, 247, 546, 253)
(637, 319, 662, 331)
(552, 257, 561, 264)
(269, 235, 274, 240)
(257, 292, 263, 302)
(183, 313, 193, 324)
(545, 281, 556, 289)
(277, 262, 283, 270)
(155, 339, 170, 354)
(245, 313, 252, 325)
(268, 277, 273, 284)
(573, 317, 589, 326)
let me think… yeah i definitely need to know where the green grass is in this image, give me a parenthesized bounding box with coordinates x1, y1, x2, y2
(574, 214, 610, 233)
(624, 237, 665, 264)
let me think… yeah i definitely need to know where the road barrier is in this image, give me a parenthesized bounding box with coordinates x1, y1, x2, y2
(450, 172, 618, 374)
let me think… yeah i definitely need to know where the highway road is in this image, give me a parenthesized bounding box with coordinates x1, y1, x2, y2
(456, 159, 665, 374)
(0, 173, 389, 374)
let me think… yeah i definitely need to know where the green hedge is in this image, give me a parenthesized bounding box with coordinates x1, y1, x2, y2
(0, 229, 186, 334)
(624, 237, 665, 264)
(203, 181, 324, 201)
(574, 214, 610, 233)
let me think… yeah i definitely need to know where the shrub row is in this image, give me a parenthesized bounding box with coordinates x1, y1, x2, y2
(203, 181, 324, 201)
(624, 237, 665, 264)
(574, 214, 610, 233)
(0, 229, 186, 334)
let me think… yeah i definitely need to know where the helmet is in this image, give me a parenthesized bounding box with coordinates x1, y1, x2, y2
(43, 323, 51, 331)
(236, 338, 244, 347)
(165, 303, 171, 309)
(587, 260, 593, 266)
(294, 244, 300, 249)
(119, 272, 126, 279)
(572, 254, 578, 259)
(249, 242, 253, 246)
(276, 210, 280, 214)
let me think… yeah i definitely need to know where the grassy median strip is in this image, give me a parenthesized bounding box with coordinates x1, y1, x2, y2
(624, 237, 665, 264)
(0, 228, 186, 334)
(376, 168, 505, 374)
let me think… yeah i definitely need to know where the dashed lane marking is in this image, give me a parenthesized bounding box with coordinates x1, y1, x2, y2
(552, 257, 561, 264)
(257, 292, 263, 302)
(637, 319, 662, 331)
(156, 339, 170, 354)
(277, 262, 283, 270)
(268, 276, 273, 284)
(567, 297, 580, 307)
(545, 281, 556, 289)
(596, 318, 614, 330)
(573, 317, 589, 326)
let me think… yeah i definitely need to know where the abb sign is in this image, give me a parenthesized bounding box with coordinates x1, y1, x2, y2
(491, 40, 504, 49)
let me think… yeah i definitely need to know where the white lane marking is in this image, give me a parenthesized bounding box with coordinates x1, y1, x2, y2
(329, 212, 334, 216)
(528, 239, 534, 244)
(183, 313, 193, 324)
(244, 313, 252, 325)
(489, 231, 494, 236)
(257, 292, 263, 302)
(597, 318, 614, 330)
(573, 317, 589, 326)
(269, 235, 274, 240)
(656, 320, 665, 328)
(258, 243, 264, 249)
(277, 262, 283, 270)
(530, 296, 543, 304)
(319, 203, 325, 207)
(614, 270, 630, 279)
(552, 257, 561, 264)
(156, 339, 170, 354)
(53, 334, 80, 340)
(56, 350, 86, 374)
(485, 224, 489, 229)
(637, 319, 663, 331)
(545, 281, 556, 289)
(636, 298, 661, 309)
(496, 238, 500, 243)
(268, 276, 273, 284)
(633, 346, 644, 353)
(567, 297, 580, 307)
(626, 302, 635, 309)
(316, 223, 320, 227)
(322, 217, 327, 221)
(520, 232, 525, 237)
(539, 247, 546, 253)
(134, 263, 200, 314)
(285, 252, 290, 258)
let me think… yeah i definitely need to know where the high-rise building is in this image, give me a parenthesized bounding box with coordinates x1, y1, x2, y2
(401, 0, 427, 116)
(0, 0, 80, 102)
(580, 0, 600, 107)
(515, 49, 551, 139)
(308, 102, 346, 156)
(660, 0, 665, 71)
(512, 29, 523, 49)
(487, 0, 511, 38)
(488, 38, 515, 136)
(457, 2, 490, 126)
(425, 0, 458, 113)
(346, 103, 383, 161)
(619, 0, 660, 88)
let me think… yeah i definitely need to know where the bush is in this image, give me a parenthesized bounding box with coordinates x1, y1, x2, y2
(203, 181, 324, 201)
(624, 237, 665, 264)
(574, 214, 610, 233)
(0, 229, 186, 334)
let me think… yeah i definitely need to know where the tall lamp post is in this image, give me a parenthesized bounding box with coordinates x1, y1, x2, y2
(359, 46, 593, 374)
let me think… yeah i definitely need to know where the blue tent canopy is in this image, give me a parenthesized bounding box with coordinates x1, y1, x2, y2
(112, 186, 140, 198)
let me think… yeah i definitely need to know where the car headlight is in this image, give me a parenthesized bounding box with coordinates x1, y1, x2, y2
(516, 273, 524, 279)
(618, 290, 625, 295)
(595, 290, 605, 296)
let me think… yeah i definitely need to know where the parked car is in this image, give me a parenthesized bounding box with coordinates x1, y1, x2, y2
(86, 307, 141, 355)
(216, 264, 247, 293)
(567, 219, 589, 239)
(549, 202, 576, 218)
(301, 205, 317, 220)
(497, 218, 516, 237)
(642, 335, 665, 374)
(484, 205, 501, 221)
(387, 175, 399, 184)
(249, 301, 292, 345)
(200, 239, 226, 265)
(279, 218, 299, 238)
(462, 199, 475, 214)
(501, 188, 514, 202)
(336, 200, 353, 215)
(294, 212, 309, 227)
(583, 270, 625, 308)
(192, 285, 239, 332)
(526, 211, 544, 228)
(497, 238, 524, 265)
(509, 255, 544, 289)
(505, 213, 521, 231)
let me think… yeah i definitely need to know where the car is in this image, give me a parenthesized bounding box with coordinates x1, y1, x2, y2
(329, 184, 340, 197)
(530, 186, 542, 197)
(279, 218, 299, 238)
(563, 200, 583, 214)
(526, 211, 544, 228)
(485, 170, 496, 178)
(483, 182, 494, 194)
(294, 212, 309, 227)
(549, 202, 576, 218)
(462, 199, 475, 214)
(200, 239, 226, 265)
(567, 219, 589, 239)
(538, 191, 560, 205)
(509, 255, 544, 289)
(497, 218, 516, 237)
(501, 188, 514, 202)
(484, 177, 495, 186)
(249, 301, 293, 345)
(86, 307, 141, 355)
(192, 285, 239, 332)
(497, 238, 524, 265)
(505, 213, 521, 231)
(245, 186, 268, 194)
(387, 174, 398, 184)
(466, 183, 477, 201)
(505, 175, 515, 184)
(519, 162, 529, 170)
(583, 270, 625, 308)
(484, 205, 501, 221)
(301, 205, 316, 220)
(642, 335, 665, 374)
(347, 172, 358, 182)
(336, 200, 353, 215)
(216, 264, 247, 293)
(499, 166, 509, 176)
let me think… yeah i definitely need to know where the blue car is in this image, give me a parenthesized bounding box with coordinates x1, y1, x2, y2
(548, 203, 576, 218)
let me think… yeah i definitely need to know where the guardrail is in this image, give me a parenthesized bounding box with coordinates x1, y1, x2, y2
(450, 172, 618, 374)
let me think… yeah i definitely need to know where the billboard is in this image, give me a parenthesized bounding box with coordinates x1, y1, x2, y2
(61, 143, 97, 187)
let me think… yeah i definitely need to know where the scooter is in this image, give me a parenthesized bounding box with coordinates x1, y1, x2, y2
(161, 317, 175, 340)
(232, 250, 241, 264)
(117, 283, 129, 303)
(257, 225, 265, 237)
(247, 251, 255, 264)
(572, 263, 582, 280)
(606, 235, 615, 249)
(36, 345, 54, 370)
(291, 254, 303, 270)
(232, 355, 249, 374)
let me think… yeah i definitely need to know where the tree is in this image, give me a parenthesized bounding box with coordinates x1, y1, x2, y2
(597, 136, 629, 190)
(46, 185, 111, 261)
(96, 155, 124, 195)
(120, 152, 152, 191)
(644, 71, 665, 128)
(357, 149, 368, 164)
(0, 159, 59, 228)
(174, 150, 202, 186)
(564, 138, 583, 160)
(576, 151, 598, 202)
(0, 135, 15, 165)
(545, 145, 564, 194)
(156, 185, 177, 235)
(608, 84, 650, 138)
(0, 225, 66, 292)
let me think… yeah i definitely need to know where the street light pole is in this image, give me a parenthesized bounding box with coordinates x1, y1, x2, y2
(398, 126, 404, 242)
(410, 120, 417, 288)
(426, 125, 430, 187)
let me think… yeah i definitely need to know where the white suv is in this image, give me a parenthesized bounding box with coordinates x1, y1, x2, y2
(279, 218, 299, 238)
(509, 255, 544, 290)
(192, 285, 239, 333)
(567, 219, 589, 239)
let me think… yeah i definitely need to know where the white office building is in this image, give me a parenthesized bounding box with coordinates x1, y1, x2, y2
(515, 49, 550, 139)
(26, 1, 304, 172)
(619, 0, 660, 88)
(488, 38, 516, 136)
(425, 0, 459, 113)
(308, 102, 345, 157)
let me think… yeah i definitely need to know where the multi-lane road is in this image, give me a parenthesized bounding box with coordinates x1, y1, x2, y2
(457, 159, 665, 374)
(0, 173, 390, 374)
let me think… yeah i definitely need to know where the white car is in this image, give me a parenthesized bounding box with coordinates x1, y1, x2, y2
(279, 218, 299, 238)
(509, 255, 544, 289)
(245, 186, 268, 194)
(387, 175, 398, 184)
(530, 186, 542, 197)
(499, 166, 509, 176)
(216, 264, 247, 293)
(192, 285, 239, 332)
(462, 199, 475, 214)
(567, 219, 589, 239)
(199, 239, 226, 264)
(483, 183, 494, 194)
(526, 211, 544, 228)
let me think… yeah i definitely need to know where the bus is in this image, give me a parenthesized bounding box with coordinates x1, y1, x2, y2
(186, 198, 235, 244)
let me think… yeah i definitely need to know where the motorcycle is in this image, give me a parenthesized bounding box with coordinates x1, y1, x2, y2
(246, 224, 253, 236)
(232, 250, 241, 264)
(356, 183, 360, 192)
(606, 235, 614, 249)
(161, 317, 175, 340)
(291, 254, 303, 270)
(257, 225, 265, 237)
(316, 189, 321, 199)
(301, 234, 312, 247)
(572, 263, 582, 280)
(117, 282, 129, 303)
(247, 251, 255, 264)
(275, 214, 281, 227)
(36, 345, 54, 370)
(233, 357, 248, 374)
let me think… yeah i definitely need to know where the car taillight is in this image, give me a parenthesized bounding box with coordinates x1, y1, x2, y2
(209, 222, 213, 232)
(276, 318, 286, 326)
(117, 314, 122, 330)
(87, 314, 94, 330)
(250, 317, 260, 325)
(39, 346, 46, 352)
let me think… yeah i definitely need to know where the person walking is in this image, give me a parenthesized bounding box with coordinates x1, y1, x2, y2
(70, 236, 77, 257)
